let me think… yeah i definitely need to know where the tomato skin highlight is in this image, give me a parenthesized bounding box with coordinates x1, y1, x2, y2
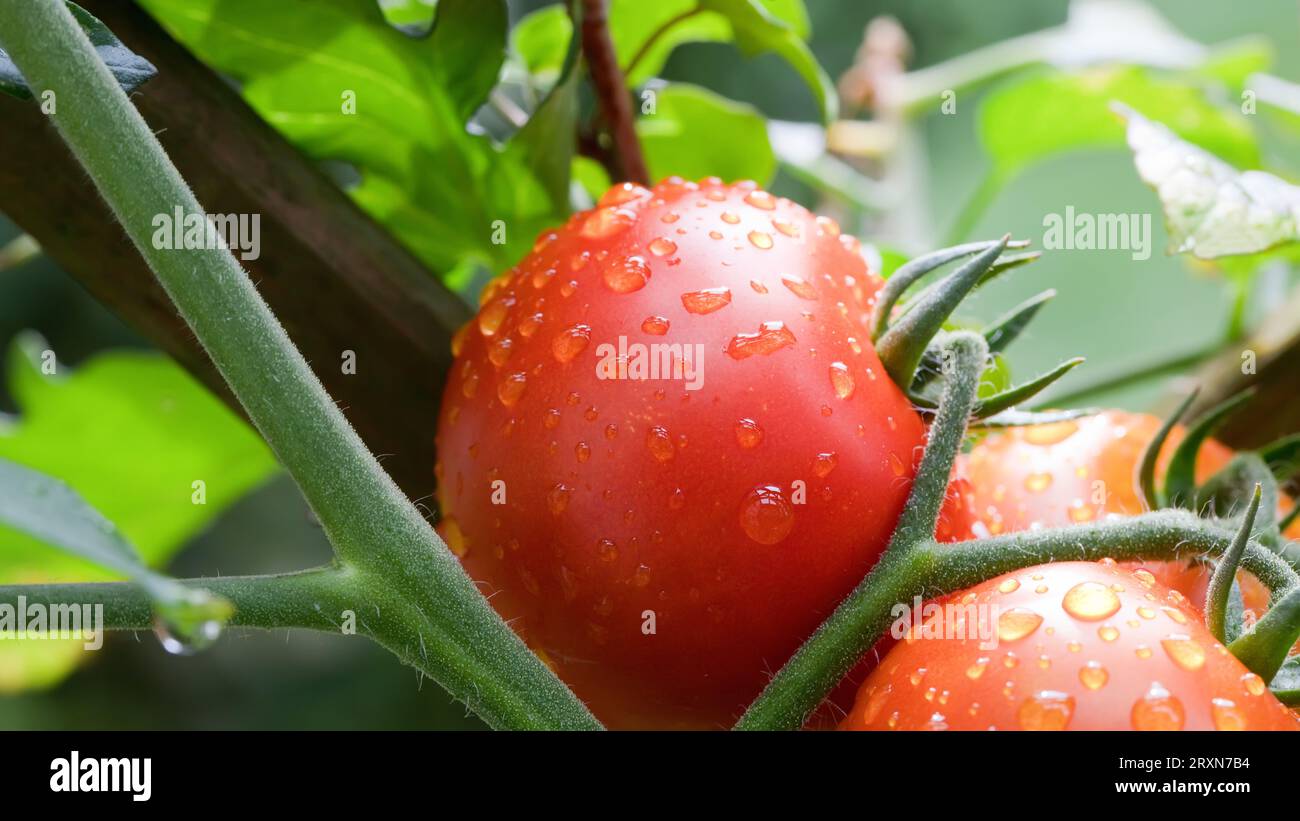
(436, 178, 929, 728)
(840, 561, 1300, 731)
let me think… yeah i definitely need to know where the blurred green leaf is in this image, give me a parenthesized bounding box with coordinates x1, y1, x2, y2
(1117, 104, 1300, 259)
(510, 4, 573, 87)
(1194, 37, 1273, 90)
(427, 0, 507, 122)
(980, 66, 1259, 189)
(0, 1, 156, 100)
(141, 0, 554, 284)
(638, 83, 775, 184)
(0, 335, 275, 689)
(506, 4, 581, 213)
(571, 156, 612, 204)
(0, 457, 234, 646)
(375, 0, 436, 30)
(607, 0, 832, 122)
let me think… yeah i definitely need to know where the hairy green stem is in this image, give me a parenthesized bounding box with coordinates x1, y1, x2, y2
(1205, 485, 1261, 643)
(737, 505, 1299, 730)
(735, 332, 988, 730)
(0, 0, 599, 730)
(0, 567, 354, 633)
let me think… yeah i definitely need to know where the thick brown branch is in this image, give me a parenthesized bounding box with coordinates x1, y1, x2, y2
(0, 1, 471, 502)
(579, 0, 648, 185)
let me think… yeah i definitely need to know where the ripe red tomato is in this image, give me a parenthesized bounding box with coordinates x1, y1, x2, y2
(840, 561, 1300, 730)
(955, 411, 1300, 614)
(437, 177, 942, 728)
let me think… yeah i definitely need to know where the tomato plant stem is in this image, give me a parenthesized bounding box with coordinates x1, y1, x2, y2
(0, 567, 355, 633)
(579, 0, 649, 184)
(0, 0, 600, 730)
(735, 331, 988, 730)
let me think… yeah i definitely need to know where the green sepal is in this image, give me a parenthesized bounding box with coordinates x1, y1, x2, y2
(1269, 656, 1300, 706)
(1260, 433, 1300, 483)
(1228, 581, 1300, 683)
(1137, 389, 1198, 510)
(970, 407, 1097, 430)
(984, 289, 1056, 355)
(877, 237, 1010, 389)
(1197, 453, 1279, 525)
(870, 239, 1017, 341)
(1164, 390, 1255, 510)
(1206, 484, 1260, 644)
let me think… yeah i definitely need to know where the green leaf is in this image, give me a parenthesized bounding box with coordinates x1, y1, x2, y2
(0, 335, 276, 688)
(0, 457, 147, 581)
(608, 0, 833, 122)
(613, 0, 727, 87)
(1117, 104, 1300, 259)
(0, 457, 233, 641)
(427, 0, 507, 122)
(572, 156, 612, 205)
(979, 66, 1259, 190)
(638, 83, 775, 185)
(509, 4, 573, 86)
(1, 1, 156, 100)
(1194, 37, 1273, 90)
(505, 3, 581, 213)
(141, 0, 559, 285)
(696, 0, 834, 123)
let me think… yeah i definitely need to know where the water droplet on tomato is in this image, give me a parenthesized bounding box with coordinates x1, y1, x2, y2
(739, 485, 795, 545)
(645, 426, 674, 462)
(1018, 691, 1074, 730)
(771, 217, 800, 238)
(1024, 472, 1053, 493)
(582, 206, 636, 239)
(781, 275, 818, 300)
(648, 237, 677, 257)
(735, 418, 764, 448)
(1211, 698, 1247, 730)
(747, 230, 774, 249)
(488, 337, 513, 367)
(1024, 421, 1078, 445)
(602, 255, 650, 293)
(1062, 581, 1121, 620)
(1161, 635, 1206, 671)
(744, 190, 776, 210)
(552, 323, 592, 363)
(478, 299, 508, 336)
(641, 315, 670, 335)
(997, 608, 1043, 642)
(1079, 661, 1109, 690)
(441, 516, 468, 557)
(681, 287, 732, 314)
(599, 182, 650, 207)
(1243, 672, 1267, 696)
(1132, 683, 1184, 730)
(727, 321, 796, 359)
(547, 483, 573, 515)
(497, 372, 527, 407)
(829, 362, 855, 399)
(812, 451, 838, 478)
